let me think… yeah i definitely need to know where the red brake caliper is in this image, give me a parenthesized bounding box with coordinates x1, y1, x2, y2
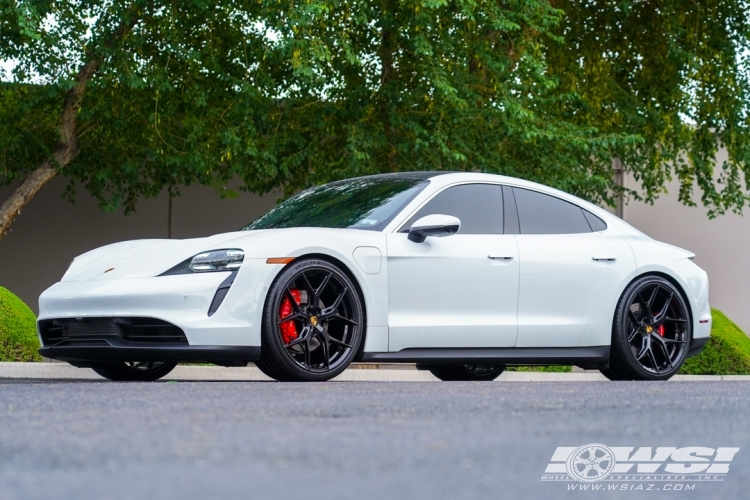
(279, 289, 301, 344)
(657, 324, 665, 336)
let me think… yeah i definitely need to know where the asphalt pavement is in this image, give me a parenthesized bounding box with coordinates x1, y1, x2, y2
(1, 380, 748, 500)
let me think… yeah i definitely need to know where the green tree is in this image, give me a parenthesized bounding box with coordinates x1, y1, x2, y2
(546, 0, 750, 217)
(1, 0, 749, 239)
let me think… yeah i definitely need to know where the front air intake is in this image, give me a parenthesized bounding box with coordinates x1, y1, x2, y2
(39, 317, 188, 346)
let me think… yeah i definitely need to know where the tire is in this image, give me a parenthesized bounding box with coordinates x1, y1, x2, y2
(603, 275, 692, 381)
(419, 364, 505, 381)
(91, 361, 177, 381)
(258, 258, 365, 382)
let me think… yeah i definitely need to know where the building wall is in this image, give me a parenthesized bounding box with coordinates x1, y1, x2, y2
(1, 168, 748, 333)
(620, 153, 750, 332)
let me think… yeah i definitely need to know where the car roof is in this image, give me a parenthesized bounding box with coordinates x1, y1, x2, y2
(359, 171, 640, 236)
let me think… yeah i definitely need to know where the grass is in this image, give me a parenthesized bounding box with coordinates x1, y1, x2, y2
(506, 365, 572, 372)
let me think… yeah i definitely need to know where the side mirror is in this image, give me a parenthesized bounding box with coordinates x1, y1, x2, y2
(407, 214, 461, 243)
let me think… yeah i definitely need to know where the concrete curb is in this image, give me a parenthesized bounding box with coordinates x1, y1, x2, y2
(1, 362, 749, 382)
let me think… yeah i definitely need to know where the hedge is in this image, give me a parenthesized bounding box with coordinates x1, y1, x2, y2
(680, 309, 750, 375)
(0, 286, 42, 362)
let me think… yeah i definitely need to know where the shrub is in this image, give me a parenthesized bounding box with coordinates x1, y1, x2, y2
(680, 309, 750, 375)
(0, 286, 41, 362)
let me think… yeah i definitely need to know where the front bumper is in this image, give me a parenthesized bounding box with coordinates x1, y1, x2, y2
(39, 340, 259, 366)
(37, 258, 281, 347)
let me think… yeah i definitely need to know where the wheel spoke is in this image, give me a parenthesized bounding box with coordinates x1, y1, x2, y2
(652, 334, 674, 368)
(647, 347, 661, 374)
(653, 291, 673, 324)
(647, 284, 660, 310)
(314, 324, 352, 349)
(285, 337, 305, 348)
(277, 311, 306, 325)
(637, 292, 653, 318)
(299, 272, 316, 304)
(326, 336, 352, 350)
(325, 313, 358, 326)
(636, 336, 649, 360)
(315, 329, 330, 370)
(315, 273, 333, 301)
(628, 309, 640, 327)
(284, 325, 311, 348)
(662, 338, 686, 344)
(663, 317, 687, 323)
(303, 340, 312, 369)
(628, 324, 640, 343)
(321, 287, 348, 316)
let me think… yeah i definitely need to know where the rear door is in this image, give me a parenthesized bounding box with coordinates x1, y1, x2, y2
(510, 187, 636, 347)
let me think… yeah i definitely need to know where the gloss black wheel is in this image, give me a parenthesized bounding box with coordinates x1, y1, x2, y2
(603, 276, 691, 381)
(418, 364, 505, 381)
(259, 258, 364, 382)
(91, 361, 177, 381)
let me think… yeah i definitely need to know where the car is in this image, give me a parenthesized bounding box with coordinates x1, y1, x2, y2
(37, 172, 711, 382)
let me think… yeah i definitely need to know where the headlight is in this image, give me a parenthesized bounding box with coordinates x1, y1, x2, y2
(190, 249, 244, 272)
(159, 249, 244, 276)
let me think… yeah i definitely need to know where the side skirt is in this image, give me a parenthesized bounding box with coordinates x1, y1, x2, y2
(361, 346, 609, 367)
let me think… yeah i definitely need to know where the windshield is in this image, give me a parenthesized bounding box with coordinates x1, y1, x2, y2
(242, 176, 430, 231)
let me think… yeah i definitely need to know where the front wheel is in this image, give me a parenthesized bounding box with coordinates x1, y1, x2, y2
(258, 258, 365, 382)
(603, 276, 691, 381)
(419, 364, 505, 381)
(91, 361, 177, 381)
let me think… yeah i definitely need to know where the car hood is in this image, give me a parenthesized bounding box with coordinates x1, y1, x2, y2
(61, 231, 260, 281)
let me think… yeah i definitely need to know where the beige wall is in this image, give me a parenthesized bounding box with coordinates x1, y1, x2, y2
(1, 168, 748, 333)
(620, 148, 750, 332)
(0, 178, 277, 314)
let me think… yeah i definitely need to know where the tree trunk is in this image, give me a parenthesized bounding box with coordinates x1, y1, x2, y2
(0, 14, 140, 240)
(378, 3, 398, 172)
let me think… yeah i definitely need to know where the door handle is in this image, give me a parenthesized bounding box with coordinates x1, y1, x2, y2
(592, 256, 617, 262)
(488, 255, 514, 261)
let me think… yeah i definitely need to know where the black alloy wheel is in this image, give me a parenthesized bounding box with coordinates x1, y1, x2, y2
(91, 361, 178, 381)
(256, 258, 364, 382)
(602, 276, 691, 381)
(418, 364, 505, 381)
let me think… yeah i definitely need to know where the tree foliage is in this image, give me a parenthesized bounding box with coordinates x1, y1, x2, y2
(1, 0, 749, 231)
(547, 0, 750, 216)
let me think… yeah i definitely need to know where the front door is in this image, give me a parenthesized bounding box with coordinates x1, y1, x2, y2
(386, 183, 519, 351)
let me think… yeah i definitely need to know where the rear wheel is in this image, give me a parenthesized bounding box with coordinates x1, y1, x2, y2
(603, 276, 691, 381)
(419, 364, 505, 381)
(91, 361, 177, 381)
(258, 258, 364, 382)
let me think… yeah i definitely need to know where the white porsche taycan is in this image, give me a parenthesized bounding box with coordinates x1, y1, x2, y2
(38, 172, 711, 382)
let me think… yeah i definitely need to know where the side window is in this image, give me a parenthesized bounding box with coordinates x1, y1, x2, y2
(513, 187, 592, 234)
(402, 184, 504, 234)
(583, 210, 607, 232)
